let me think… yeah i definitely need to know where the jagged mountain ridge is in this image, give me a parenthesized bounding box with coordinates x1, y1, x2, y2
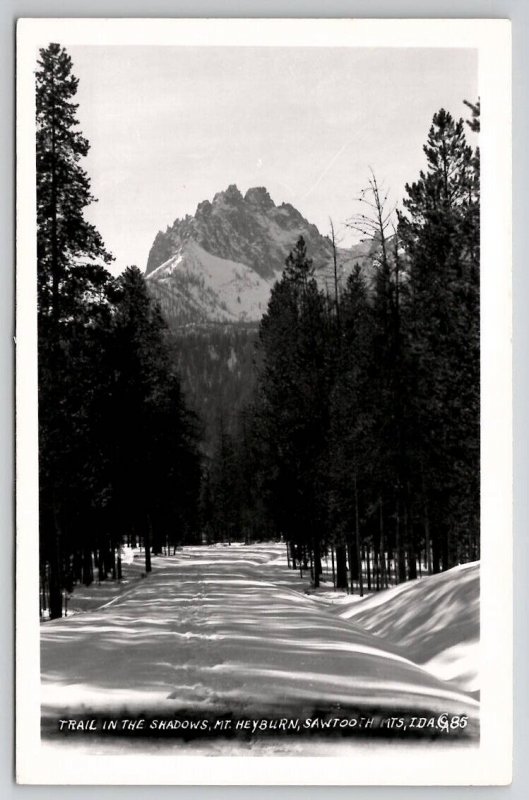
(146, 184, 334, 280)
(145, 185, 380, 328)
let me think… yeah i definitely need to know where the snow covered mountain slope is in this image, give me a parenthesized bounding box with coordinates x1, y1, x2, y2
(339, 562, 480, 692)
(41, 544, 478, 742)
(146, 240, 279, 325)
(145, 185, 379, 327)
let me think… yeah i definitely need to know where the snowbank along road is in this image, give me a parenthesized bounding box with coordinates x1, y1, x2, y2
(41, 543, 479, 745)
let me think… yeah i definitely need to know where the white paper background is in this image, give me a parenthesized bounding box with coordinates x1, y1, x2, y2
(8, 8, 518, 792)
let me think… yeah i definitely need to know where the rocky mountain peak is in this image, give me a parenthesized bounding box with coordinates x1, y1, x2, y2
(144, 185, 380, 328)
(244, 186, 275, 210)
(195, 199, 212, 218)
(213, 183, 244, 206)
(145, 185, 334, 280)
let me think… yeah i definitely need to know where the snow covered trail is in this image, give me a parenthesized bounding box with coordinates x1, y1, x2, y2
(41, 544, 478, 739)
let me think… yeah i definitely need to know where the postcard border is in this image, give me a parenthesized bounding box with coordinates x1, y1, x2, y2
(15, 16, 512, 787)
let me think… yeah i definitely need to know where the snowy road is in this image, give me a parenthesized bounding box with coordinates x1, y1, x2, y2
(41, 544, 478, 745)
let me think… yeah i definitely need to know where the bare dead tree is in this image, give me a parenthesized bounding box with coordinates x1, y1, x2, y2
(347, 170, 411, 585)
(347, 168, 396, 277)
(329, 217, 341, 327)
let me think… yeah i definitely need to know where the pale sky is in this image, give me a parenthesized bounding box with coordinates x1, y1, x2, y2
(67, 46, 478, 274)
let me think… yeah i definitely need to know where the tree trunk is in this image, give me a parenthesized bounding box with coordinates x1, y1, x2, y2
(354, 474, 364, 597)
(432, 535, 441, 574)
(82, 548, 93, 586)
(372, 528, 379, 592)
(379, 499, 388, 589)
(423, 505, 432, 574)
(408, 547, 417, 580)
(348, 533, 359, 582)
(345, 535, 354, 593)
(407, 504, 417, 580)
(421, 471, 433, 574)
(73, 550, 82, 584)
(48, 503, 63, 619)
(395, 498, 407, 584)
(312, 539, 321, 589)
(335, 544, 348, 590)
(98, 548, 107, 582)
(48, 556, 63, 619)
(441, 527, 450, 572)
(145, 516, 153, 573)
(40, 567, 47, 616)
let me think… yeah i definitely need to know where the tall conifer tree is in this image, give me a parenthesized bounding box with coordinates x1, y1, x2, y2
(398, 107, 480, 570)
(256, 237, 330, 585)
(36, 43, 113, 617)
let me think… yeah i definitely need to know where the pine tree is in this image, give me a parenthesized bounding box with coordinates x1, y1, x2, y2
(255, 237, 331, 585)
(328, 266, 374, 594)
(398, 107, 480, 570)
(36, 43, 113, 321)
(110, 267, 201, 567)
(36, 43, 114, 618)
(111, 267, 165, 570)
(347, 172, 412, 587)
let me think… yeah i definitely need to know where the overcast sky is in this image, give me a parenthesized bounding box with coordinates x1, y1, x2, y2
(68, 46, 478, 275)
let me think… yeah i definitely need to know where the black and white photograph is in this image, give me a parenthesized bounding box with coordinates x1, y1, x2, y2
(15, 18, 512, 785)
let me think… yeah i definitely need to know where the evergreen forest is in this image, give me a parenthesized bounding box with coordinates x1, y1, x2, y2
(36, 43, 480, 618)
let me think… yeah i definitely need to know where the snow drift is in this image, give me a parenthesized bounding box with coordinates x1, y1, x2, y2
(338, 561, 479, 693)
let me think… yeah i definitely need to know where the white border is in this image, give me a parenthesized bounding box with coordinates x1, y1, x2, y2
(16, 17, 512, 785)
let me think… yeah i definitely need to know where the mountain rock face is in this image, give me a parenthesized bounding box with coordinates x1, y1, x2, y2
(146, 184, 334, 281)
(145, 185, 378, 328)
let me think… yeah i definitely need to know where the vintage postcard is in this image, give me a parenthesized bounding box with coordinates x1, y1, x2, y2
(16, 18, 512, 785)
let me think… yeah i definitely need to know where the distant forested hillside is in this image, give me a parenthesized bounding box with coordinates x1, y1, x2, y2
(167, 323, 259, 455)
